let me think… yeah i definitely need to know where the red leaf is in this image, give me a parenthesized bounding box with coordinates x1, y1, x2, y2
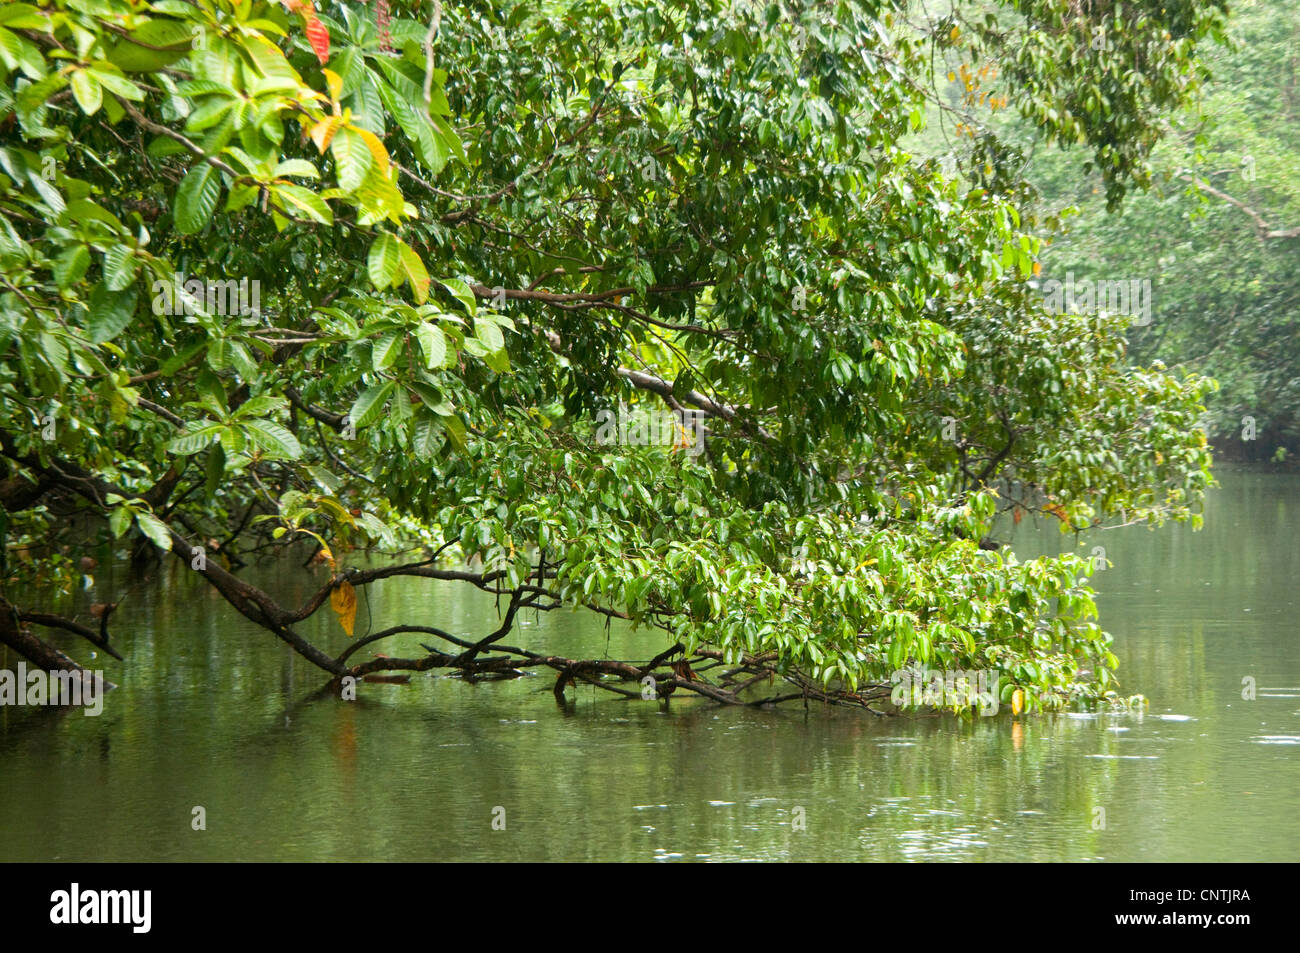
(304, 13, 330, 65)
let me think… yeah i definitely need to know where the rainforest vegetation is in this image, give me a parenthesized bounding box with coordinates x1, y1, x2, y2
(2, 0, 1249, 714)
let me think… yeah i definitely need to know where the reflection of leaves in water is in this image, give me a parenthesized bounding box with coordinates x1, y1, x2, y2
(334, 707, 357, 780)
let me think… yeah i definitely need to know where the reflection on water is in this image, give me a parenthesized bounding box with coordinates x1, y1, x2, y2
(1, 468, 1297, 861)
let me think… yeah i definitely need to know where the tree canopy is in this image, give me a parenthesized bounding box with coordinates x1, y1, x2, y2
(1019, 0, 1300, 459)
(0, 0, 1225, 713)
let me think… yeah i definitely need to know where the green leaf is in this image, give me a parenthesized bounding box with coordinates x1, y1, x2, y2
(108, 505, 131, 540)
(374, 68, 446, 173)
(195, 367, 228, 417)
(474, 316, 504, 353)
(367, 233, 400, 290)
(348, 380, 394, 429)
(306, 465, 342, 493)
(53, 245, 90, 290)
(232, 394, 287, 419)
(185, 97, 235, 133)
(69, 69, 102, 115)
(86, 283, 137, 344)
(174, 163, 221, 235)
(147, 136, 188, 160)
(218, 426, 246, 456)
(482, 346, 511, 374)
(415, 322, 446, 369)
(330, 126, 373, 192)
(273, 159, 320, 180)
(409, 381, 452, 414)
(391, 384, 413, 422)
(227, 340, 259, 380)
(88, 66, 144, 102)
(107, 20, 193, 73)
(204, 443, 226, 497)
(0, 5, 46, 29)
(225, 183, 259, 212)
(437, 276, 478, 315)
(242, 419, 302, 459)
(412, 413, 443, 460)
(371, 329, 403, 370)
(135, 510, 173, 551)
(160, 339, 206, 375)
(272, 184, 332, 224)
(167, 424, 223, 456)
(396, 238, 430, 304)
(442, 413, 468, 453)
(357, 512, 393, 544)
(102, 245, 136, 291)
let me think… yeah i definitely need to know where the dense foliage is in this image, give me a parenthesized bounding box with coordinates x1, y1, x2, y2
(1, 0, 1224, 713)
(974, 0, 1300, 457)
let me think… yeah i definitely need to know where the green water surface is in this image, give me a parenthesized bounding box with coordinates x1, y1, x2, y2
(1, 469, 1296, 861)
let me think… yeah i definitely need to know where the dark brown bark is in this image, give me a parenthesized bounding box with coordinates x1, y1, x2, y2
(0, 601, 118, 690)
(0, 428, 889, 713)
(0, 473, 52, 512)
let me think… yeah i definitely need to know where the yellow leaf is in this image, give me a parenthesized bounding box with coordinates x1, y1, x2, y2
(330, 579, 357, 636)
(310, 116, 342, 153)
(321, 67, 343, 103)
(356, 128, 391, 173)
(1011, 688, 1024, 715)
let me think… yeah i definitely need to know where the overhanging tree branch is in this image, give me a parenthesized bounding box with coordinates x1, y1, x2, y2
(1181, 173, 1300, 239)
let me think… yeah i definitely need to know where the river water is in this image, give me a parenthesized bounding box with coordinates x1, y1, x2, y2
(1, 468, 1296, 861)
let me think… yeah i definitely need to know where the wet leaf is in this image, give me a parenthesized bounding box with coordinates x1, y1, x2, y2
(330, 578, 357, 636)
